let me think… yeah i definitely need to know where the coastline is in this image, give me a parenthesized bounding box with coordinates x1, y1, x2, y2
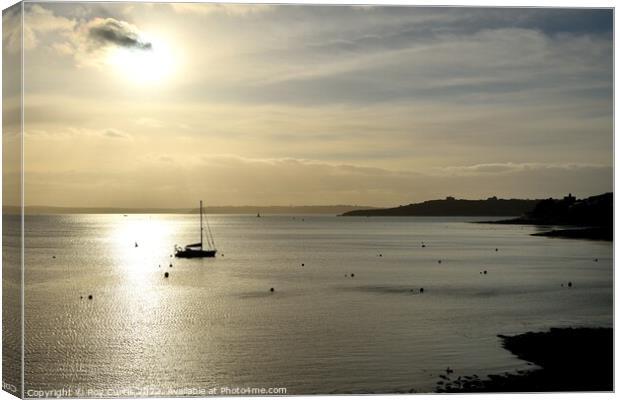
(477, 220, 612, 242)
(531, 226, 612, 241)
(436, 327, 613, 392)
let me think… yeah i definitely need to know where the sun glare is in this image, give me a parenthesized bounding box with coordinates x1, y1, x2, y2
(107, 37, 175, 85)
(109, 215, 176, 282)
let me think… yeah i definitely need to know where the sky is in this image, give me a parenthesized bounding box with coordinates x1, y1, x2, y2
(2, 3, 614, 207)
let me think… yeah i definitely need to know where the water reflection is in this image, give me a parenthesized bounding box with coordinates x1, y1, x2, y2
(23, 215, 612, 394)
(108, 215, 175, 269)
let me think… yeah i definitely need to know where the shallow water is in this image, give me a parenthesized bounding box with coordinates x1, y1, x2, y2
(15, 214, 612, 395)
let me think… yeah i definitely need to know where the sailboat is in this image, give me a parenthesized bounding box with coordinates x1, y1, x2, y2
(175, 200, 217, 258)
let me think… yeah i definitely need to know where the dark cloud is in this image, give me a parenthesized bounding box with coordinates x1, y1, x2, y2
(88, 18, 151, 50)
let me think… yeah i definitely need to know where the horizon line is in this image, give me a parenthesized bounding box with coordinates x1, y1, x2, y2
(7, 191, 612, 212)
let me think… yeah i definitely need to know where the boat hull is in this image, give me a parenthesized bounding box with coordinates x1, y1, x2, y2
(175, 249, 217, 258)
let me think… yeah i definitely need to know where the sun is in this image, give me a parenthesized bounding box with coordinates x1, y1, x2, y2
(107, 36, 175, 85)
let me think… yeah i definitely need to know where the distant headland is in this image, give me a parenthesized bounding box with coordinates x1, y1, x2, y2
(340, 192, 613, 241)
(340, 196, 540, 217)
(487, 192, 613, 241)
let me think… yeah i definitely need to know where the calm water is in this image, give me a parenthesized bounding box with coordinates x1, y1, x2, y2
(13, 214, 613, 395)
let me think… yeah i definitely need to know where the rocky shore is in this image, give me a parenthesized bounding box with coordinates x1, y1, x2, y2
(436, 327, 613, 392)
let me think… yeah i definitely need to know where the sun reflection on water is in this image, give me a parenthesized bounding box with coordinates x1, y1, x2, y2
(98, 214, 183, 378)
(107, 215, 177, 305)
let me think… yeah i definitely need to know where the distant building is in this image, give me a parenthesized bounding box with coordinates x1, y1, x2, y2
(563, 193, 576, 203)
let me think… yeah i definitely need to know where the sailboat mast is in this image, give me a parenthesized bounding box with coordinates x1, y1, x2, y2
(200, 200, 204, 250)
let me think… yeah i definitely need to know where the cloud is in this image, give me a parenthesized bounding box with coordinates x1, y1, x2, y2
(24, 127, 132, 141)
(20, 5, 153, 68)
(170, 3, 273, 16)
(22, 154, 612, 208)
(26, 4, 75, 32)
(102, 128, 131, 139)
(2, 5, 22, 53)
(239, 26, 610, 108)
(4, 4, 76, 53)
(434, 162, 611, 176)
(23, 4, 76, 50)
(86, 18, 151, 50)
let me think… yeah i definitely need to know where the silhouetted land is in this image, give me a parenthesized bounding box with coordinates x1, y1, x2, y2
(340, 197, 540, 217)
(532, 227, 611, 241)
(485, 192, 613, 241)
(437, 327, 612, 392)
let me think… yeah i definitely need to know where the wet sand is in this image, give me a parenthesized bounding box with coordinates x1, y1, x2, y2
(437, 327, 613, 392)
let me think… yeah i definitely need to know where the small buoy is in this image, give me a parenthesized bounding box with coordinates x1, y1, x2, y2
(80, 296, 83, 299)
(483, 270, 487, 274)
(270, 287, 275, 292)
(222, 253, 224, 257)
(158, 264, 161, 268)
(52, 255, 56, 259)
(301, 263, 305, 267)
(437, 260, 442, 264)
(164, 272, 169, 278)
(420, 288, 424, 293)
(568, 281, 572, 287)
(135, 242, 138, 247)
(379, 254, 383, 257)
(495, 248, 498, 252)
(169, 263, 173, 268)
(351, 273, 355, 277)
(594, 258, 598, 262)
(88, 294, 93, 300)
(422, 244, 426, 248)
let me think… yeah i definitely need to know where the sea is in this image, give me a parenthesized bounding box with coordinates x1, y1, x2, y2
(3, 214, 613, 395)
